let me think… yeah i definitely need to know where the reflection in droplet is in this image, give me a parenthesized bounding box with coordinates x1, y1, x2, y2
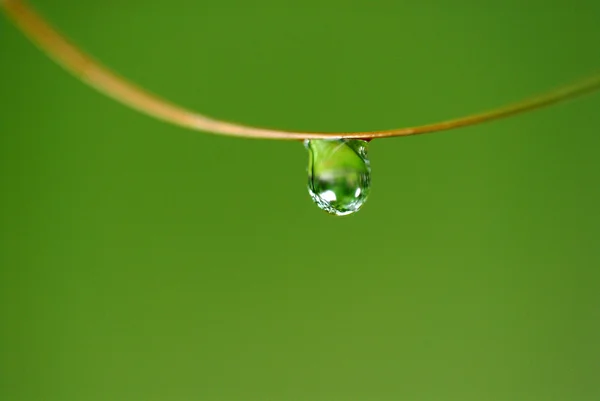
(304, 138, 371, 216)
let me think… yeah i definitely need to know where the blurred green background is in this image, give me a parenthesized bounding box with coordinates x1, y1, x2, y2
(1, 1, 599, 400)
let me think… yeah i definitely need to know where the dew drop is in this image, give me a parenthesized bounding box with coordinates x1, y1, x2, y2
(304, 138, 371, 216)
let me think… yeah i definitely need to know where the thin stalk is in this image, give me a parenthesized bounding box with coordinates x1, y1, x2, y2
(3, 0, 600, 140)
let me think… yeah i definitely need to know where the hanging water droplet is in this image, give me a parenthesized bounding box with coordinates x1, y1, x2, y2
(304, 138, 371, 216)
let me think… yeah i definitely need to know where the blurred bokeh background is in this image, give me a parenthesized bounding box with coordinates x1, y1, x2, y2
(1, 1, 599, 400)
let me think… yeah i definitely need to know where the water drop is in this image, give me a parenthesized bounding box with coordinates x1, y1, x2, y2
(304, 138, 371, 216)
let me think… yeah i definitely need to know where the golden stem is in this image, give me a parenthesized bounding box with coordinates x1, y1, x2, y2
(3, 0, 599, 140)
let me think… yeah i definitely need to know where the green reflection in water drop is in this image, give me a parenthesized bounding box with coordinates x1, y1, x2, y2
(304, 138, 371, 216)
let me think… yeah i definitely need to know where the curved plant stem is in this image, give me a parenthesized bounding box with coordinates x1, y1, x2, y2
(3, 0, 600, 141)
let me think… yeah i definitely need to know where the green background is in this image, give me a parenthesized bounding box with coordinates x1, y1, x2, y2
(1, 1, 599, 400)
